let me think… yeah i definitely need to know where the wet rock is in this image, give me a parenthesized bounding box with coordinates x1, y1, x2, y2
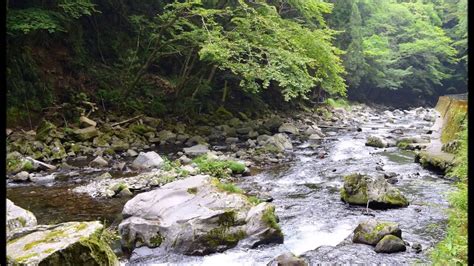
(267, 252, 308, 266)
(375, 235, 406, 253)
(365, 135, 387, 148)
(132, 151, 164, 170)
(118, 187, 133, 197)
(183, 144, 210, 157)
(384, 172, 398, 179)
(340, 174, 409, 208)
(7, 199, 37, 236)
(412, 243, 422, 253)
(90, 156, 108, 167)
(7, 221, 118, 265)
(73, 126, 99, 141)
(278, 123, 299, 135)
(79, 116, 97, 128)
(12, 171, 30, 182)
(375, 165, 384, 171)
(423, 114, 436, 122)
(352, 219, 402, 246)
(119, 175, 283, 255)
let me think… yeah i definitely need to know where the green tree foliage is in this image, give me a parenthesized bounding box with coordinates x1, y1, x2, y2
(125, 0, 346, 101)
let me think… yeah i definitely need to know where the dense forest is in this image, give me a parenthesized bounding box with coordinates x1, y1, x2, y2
(6, 0, 467, 128)
(5, 1, 468, 265)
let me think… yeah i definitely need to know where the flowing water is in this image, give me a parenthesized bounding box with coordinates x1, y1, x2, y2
(7, 106, 453, 265)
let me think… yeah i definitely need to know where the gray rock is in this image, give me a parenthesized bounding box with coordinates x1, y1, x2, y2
(374, 235, 406, 253)
(340, 174, 409, 208)
(267, 252, 308, 266)
(90, 156, 108, 167)
(278, 123, 299, 135)
(179, 155, 192, 165)
(225, 137, 239, 144)
(119, 175, 283, 255)
(352, 219, 402, 246)
(127, 149, 138, 157)
(7, 221, 118, 265)
(73, 126, 99, 141)
(248, 130, 259, 139)
(12, 171, 30, 182)
(157, 130, 176, 143)
(183, 144, 210, 157)
(97, 172, 112, 180)
(236, 127, 252, 135)
(264, 133, 293, 152)
(412, 242, 422, 253)
(7, 199, 37, 237)
(264, 116, 283, 132)
(132, 151, 164, 170)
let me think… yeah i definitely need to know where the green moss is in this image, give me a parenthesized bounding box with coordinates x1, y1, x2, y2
(187, 187, 198, 194)
(324, 98, 350, 110)
(248, 196, 262, 205)
(129, 124, 154, 135)
(193, 155, 244, 179)
(340, 174, 368, 205)
(397, 140, 411, 150)
(77, 229, 119, 265)
(18, 217, 27, 227)
(16, 252, 39, 263)
(74, 223, 88, 231)
(23, 229, 67, 251)
(150, 233, 164, 247)
(43, 248, 55, 254)
(217, 211, 237, 227)
(202, 227, 246, 250)
(214, 181, 243, 194)
(262, 206, 281, 231)
(382, 192, 409, 207)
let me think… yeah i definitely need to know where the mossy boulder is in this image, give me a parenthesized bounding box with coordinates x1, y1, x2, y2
(415, 151, 454, 174)
(340, 174, 409, 208)
(119, 175, 283, 255)
(35, 120, 56, 142)
(374, 234, 406, 253)
(365, 135, 387, 148)
(7, 152, 36, 174)
(7, 221, 118, 265)
(352, 219, 402, 246)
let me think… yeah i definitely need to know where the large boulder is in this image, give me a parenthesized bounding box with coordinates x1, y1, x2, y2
(132, 151, 164, 170)
(119, 175, 283, 255)
(340, 174, 409, 208)
(7, 221, 118, 265)
(183, 144, 210, 157)
(374, 235, 406, 253)
(7, 199, 37, 237)
(267, 252, 308, 266)
(352, 219, 402, 245)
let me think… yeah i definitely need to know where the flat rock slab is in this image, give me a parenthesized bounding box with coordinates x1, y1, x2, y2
(7, 221, 118, 265)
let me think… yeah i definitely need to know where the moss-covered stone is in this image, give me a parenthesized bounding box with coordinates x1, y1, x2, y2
(36, 120, 56, 141)
(340, 174, 368, 205)
(352, 219, 402, 246)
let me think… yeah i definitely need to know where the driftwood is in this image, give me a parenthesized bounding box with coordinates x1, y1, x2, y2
(25, 157, 57, 171)
(110, 115, 143, 127)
